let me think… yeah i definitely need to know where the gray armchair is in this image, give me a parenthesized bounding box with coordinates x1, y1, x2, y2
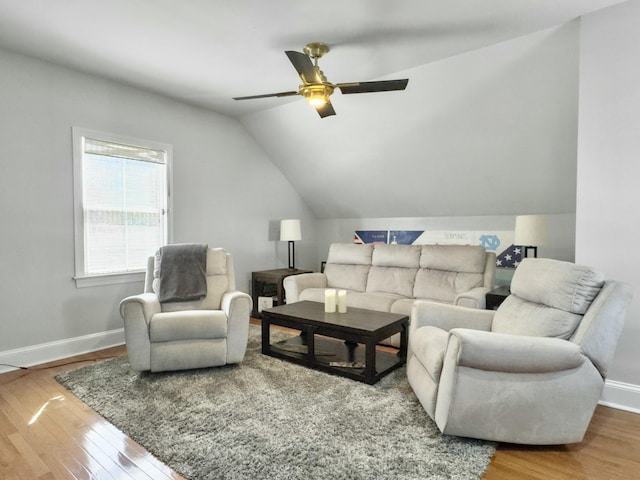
(407, 258, 633, 445)
(120, 247, 252, 372)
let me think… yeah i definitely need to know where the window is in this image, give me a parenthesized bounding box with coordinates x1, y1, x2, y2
(72, 128, 172, 287)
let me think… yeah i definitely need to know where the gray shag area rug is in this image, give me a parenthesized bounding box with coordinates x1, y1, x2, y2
(56, 326, 495, 480)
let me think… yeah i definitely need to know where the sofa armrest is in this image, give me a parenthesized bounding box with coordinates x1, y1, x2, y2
(221, 291, 252, 364)
(283, 273, 328, 303)
(410, 301, 494, 339)
(454, 286, 490, 309)
(448, 328, 585, 373)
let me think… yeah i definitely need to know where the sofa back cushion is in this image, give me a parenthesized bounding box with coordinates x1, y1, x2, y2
(365, 244, 420, 297)
(327, 243, 373, 265)
(419, 245, 487, 272)
(371, 244, 421, 268)
(413, 245, 487, 301)
(367, 266, 417, 297)
(324, 243, 373, 292)
(492, 258, 605, 339)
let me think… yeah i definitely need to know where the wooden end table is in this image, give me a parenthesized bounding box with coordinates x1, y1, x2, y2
(251, 268, 312, 318)
(486, 285, 511, 310)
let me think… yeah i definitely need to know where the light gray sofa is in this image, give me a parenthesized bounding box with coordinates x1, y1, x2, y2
(284, 243, 496, 346)
(119, 248, 252, 372)
(407, 258, 633, 444)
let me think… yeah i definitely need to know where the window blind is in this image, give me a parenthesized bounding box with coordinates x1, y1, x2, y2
(82, 137, 167, 274)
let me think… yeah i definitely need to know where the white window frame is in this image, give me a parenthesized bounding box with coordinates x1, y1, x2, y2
(72, 127, 173, 288)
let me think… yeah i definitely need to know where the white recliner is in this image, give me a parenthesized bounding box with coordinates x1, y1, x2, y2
(407, 258, 633, 445)
(119, 247, 252, 372)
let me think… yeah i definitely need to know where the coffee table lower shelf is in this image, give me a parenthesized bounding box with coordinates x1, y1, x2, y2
(267, 335, 403, 384)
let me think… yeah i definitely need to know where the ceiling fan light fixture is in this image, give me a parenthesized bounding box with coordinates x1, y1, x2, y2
(307, 92, 328, 106)
(301, 84, 333, 106)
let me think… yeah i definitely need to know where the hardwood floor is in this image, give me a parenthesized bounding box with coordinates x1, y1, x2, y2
(1, 345, 639, 480)
(0, 347, 186, 480)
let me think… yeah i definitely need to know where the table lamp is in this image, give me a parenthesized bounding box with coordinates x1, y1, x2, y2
(514, 215, 548, 259)
(280, 219, 302, 269)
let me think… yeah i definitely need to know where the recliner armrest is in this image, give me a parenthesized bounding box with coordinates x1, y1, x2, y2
(448, 328, 585, 373)
(221, 290, 252, 319)
(119, 292, 161, 325)
(221, 290, 252, 364)
(119, 292, 160, 372)
(283, 273, 327, 303)
(410, 301, 494, 336)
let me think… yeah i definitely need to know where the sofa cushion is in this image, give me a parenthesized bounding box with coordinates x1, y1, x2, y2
(420, 245, 487, 273)
(299, 289, 399, 312)
(345, 291, 400, 312)
(390, 298, 448, 317)
(510, 258, 604, 315)
(372, 244, 421, 268)
(367, 266, 417, 297)
(413, 269, 483, 303)
(327, 243, 373, 265)
(324, 264, 370, 292)
(413, 245, 486, 302)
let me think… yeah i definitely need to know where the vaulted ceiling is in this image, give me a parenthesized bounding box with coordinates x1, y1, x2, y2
(0, 0, 623, 117)
(0, 0, 626, 218)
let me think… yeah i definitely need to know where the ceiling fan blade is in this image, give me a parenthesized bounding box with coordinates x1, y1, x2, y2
(233, 91, 298, 101)
(285, 51, 321, 84)
(337, 79, 408, 94)
(315, 101, 336, 118)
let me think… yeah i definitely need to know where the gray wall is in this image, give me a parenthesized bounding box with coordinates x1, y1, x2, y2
(577, 1, 640, 404)
(0, 47, 315, 354)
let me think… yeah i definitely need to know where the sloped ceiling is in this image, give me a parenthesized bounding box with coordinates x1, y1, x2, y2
(0, 0, 624, 116)
(0, 0, 625, 219)
(241, 22, 582, 218)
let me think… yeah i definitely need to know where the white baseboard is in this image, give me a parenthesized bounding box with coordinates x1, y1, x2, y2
(600, 379, 640, 414)
(0, 328, 125, 374)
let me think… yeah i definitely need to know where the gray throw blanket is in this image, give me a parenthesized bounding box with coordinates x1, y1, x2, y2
(156, 243, 208, 303)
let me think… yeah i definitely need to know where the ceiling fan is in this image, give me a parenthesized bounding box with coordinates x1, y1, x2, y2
(233, 42, 409, 118)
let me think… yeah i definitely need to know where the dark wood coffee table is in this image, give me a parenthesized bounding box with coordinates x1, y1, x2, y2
(261, 300, 408, 384)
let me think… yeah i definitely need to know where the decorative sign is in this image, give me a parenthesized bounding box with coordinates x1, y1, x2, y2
(389, 230, 423, 245)
(354, 229, 522, 268)
(354, 230, 388, 244)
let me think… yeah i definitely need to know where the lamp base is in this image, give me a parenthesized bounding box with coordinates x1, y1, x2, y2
(287, 240, 296, 269)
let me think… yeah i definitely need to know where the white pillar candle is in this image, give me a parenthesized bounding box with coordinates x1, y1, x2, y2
(337, 289, 347, 313)
(324, 289, 337, 313)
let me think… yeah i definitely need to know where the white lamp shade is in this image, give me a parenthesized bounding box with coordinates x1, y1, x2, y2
(280, 219, 302, 241)
(514, 215, 548, 246)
